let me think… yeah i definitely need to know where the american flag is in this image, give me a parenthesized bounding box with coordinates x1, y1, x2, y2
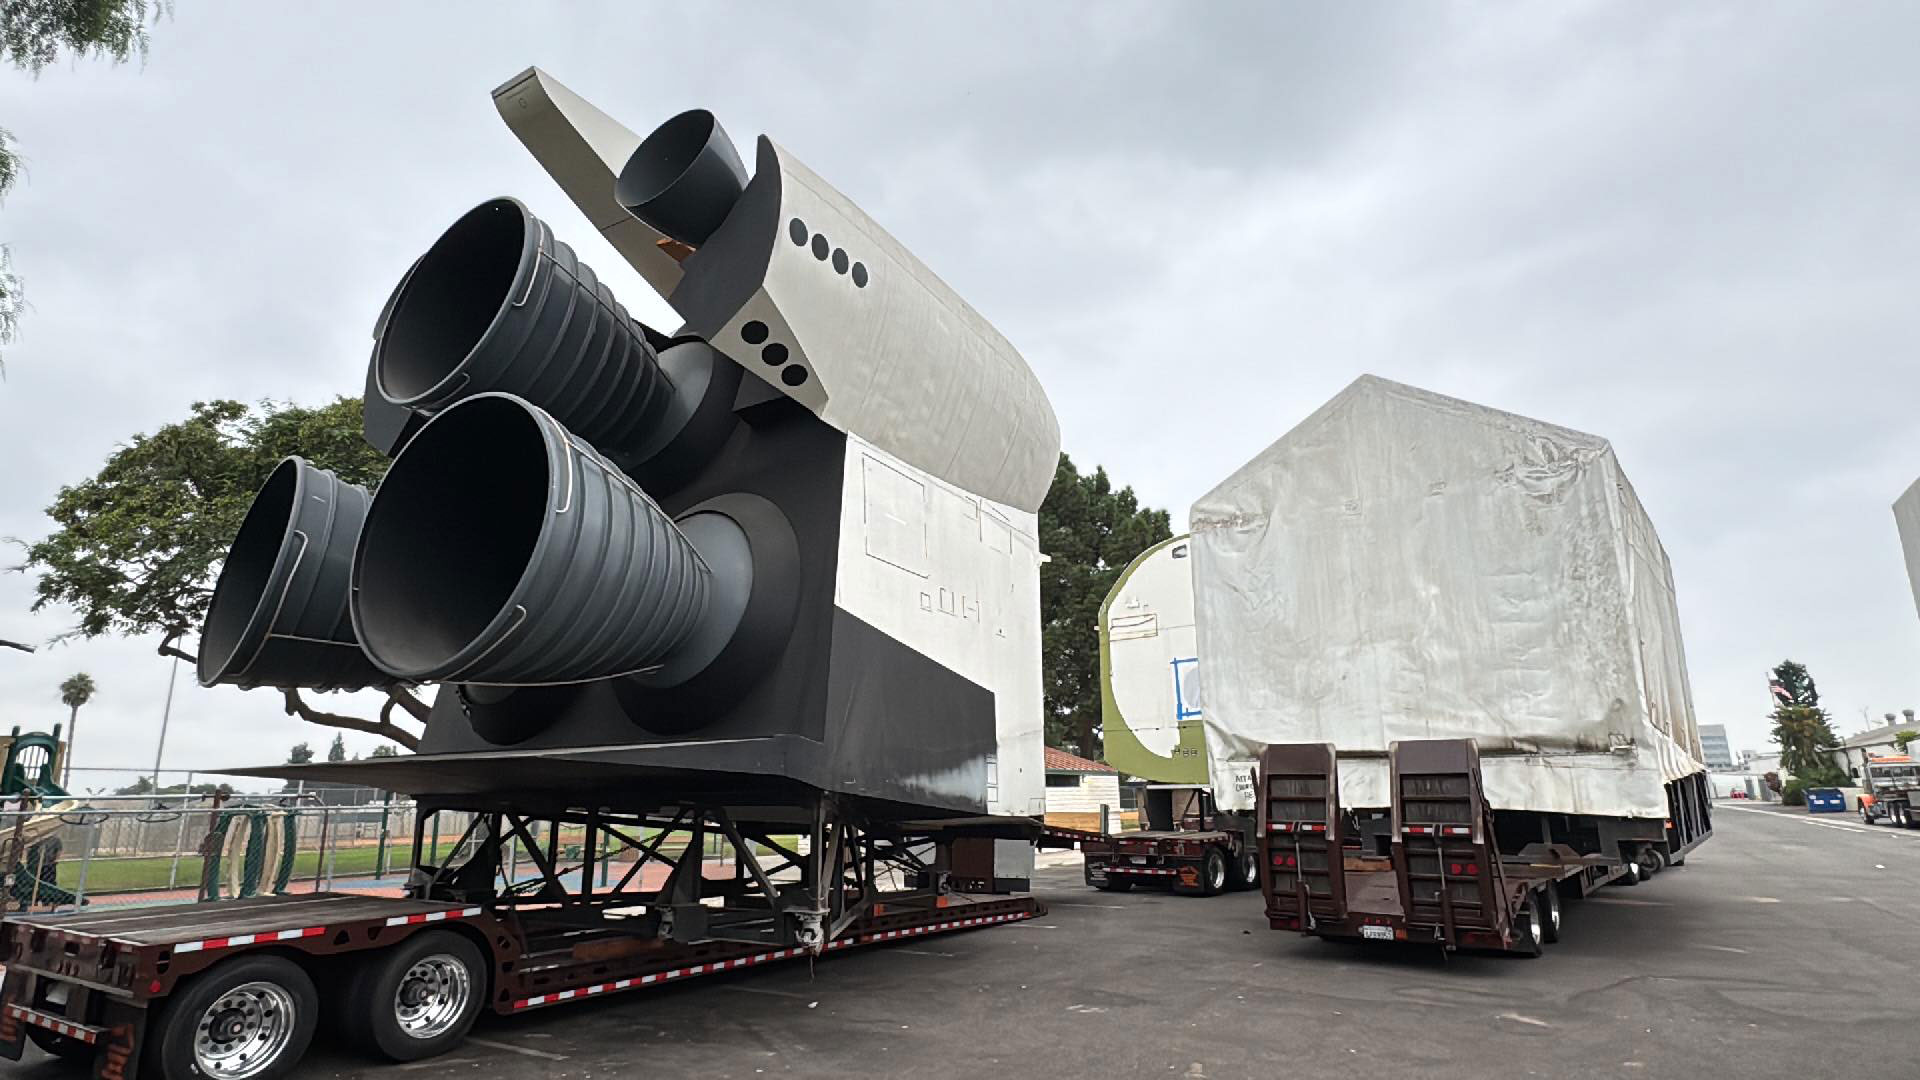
(1767, 674, 1792, 705)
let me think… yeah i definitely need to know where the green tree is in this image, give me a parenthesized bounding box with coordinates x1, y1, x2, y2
(326, 734, 346, 763)
(19, 397, 426, 748)
(369, 744, 400, 758)
(286, 742, 313, 766)
(1, 1, 166, 372)
(1895, 730, 1918, 754)
(1038, 454, 1173, 757)
(1767, 660, 1847, 791)
(56, 670, 94, 787)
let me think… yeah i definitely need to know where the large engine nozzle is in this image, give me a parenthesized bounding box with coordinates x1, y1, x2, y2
(615, 109, 748, 246)
(372, 198, 719, 466)
(198, 458, 395, 691)
(350, 393, 750, 686)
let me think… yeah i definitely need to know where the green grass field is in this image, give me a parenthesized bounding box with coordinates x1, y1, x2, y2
(49, 832, 792, 897)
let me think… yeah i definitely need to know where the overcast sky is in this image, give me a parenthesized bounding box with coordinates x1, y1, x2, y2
(2, 2, 1917, 790)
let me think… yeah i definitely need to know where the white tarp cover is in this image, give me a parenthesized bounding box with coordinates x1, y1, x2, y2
(1192, 376, 1705, 820)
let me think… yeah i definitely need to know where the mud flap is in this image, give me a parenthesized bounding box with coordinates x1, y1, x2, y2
(91, 999, 146, 1080)
(0, 970, 27, 1061)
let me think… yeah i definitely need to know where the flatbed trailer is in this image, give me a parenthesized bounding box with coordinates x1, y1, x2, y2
(1258, 739, 1709, 956)
(1042, 788, 1260, 898)
(0, 794, 1043, 1079)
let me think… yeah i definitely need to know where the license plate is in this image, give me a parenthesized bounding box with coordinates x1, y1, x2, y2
(1361, 925, 1393, 941)
(1130, 856, 1147, 865)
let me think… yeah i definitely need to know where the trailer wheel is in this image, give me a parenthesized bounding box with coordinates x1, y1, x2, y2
(1235, 850, 1261, 891)
(1614, 857, 1643, 887)
(151, 954, 318, 1080)
(1196, 847, 1229, 897)
(1859, 804, 1875, 825)
(1511, 892, 1544, 957)
(341, 930, 485, 1062)
(1644, 847, 1666, 875)
(1538, 886, 1563, 944)
(26, 1024, 93, 1063)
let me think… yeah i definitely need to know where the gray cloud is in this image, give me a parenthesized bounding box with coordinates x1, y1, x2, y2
(3, 1, 1917, 785)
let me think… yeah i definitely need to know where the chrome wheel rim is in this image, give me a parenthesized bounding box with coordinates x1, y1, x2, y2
(394, 955, 472, 1040)
(1209, 857, 1226, 890)
(1548, 893, 1561, 933)
(193, 981, 297, 1079)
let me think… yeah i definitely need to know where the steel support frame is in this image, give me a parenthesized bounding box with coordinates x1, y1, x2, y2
(405, 792, 952, 953)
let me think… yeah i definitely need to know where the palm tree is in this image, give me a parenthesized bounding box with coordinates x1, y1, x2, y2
(58, 673, 96, 789)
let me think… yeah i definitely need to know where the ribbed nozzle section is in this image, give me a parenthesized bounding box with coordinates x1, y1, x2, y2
(372, 198, 693, 461)
(199, 458, 394, 691)
(349, 393, 715, 685)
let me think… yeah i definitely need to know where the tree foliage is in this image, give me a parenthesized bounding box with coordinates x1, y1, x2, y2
(24, 398, 387, 642)
(1, 1, 168, 372)
(285, 742, 313, 766)
(1895, 730, 1918, 755)
(1038, 454, 1173, 758)
(1767, 660, 1847, 787)
(20, 398, 425, 747)
(326, 734, 346, 763)
(58, 671, 94, 709)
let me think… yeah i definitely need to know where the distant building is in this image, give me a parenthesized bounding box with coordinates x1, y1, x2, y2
(1698, 724, 1735, 770)
(1043, 747, 1128, 831)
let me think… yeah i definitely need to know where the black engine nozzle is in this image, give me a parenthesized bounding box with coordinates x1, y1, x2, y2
(198, 458, 395, 691)
(615, 109, 748, 247)
(349, 393, 743, 686)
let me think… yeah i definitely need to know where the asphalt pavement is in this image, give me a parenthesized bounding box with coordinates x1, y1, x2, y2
(7, 803, 1917, 1079)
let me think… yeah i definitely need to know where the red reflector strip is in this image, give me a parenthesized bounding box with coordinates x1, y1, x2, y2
(5, 1004, 100, 1045)
(508, 910, 1037, 1010)
(1307, 824, 1327, 832)
(173, 926, 325, 955)
(1270, 822, 1292, 832)
(1443, 826, 1471, 836)
(383, 906, 485, 928)
(1108, 866, 1180, 876)
(1404, 826, 1433, 835)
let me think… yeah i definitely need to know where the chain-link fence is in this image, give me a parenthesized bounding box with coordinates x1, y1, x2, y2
(0, 793, 458, 913)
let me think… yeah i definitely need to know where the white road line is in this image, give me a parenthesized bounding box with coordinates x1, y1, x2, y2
(721, 984, 817, 1000)
(1496, 1013, 1554, 1028)
(465, 1037, 569, 1061)
(1718, 805, 1920, 839)
(1695, 944, 1749, 954)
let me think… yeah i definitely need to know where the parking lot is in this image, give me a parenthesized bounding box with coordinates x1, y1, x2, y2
(8, 804, 1918, 1079)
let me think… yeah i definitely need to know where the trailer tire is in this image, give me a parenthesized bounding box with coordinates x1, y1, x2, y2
(1512, 892, 1544, 957)
(1538, 886, 1563, 944)
(26, 1024, 93, 1063)
(341, 930, 486, 1062)
(1644, 847, 1666, 875)
(1235, 850, 1261, 892)
(1175, 848, 1229, 897)
(1614, 857, 1643, 887)
(150, 953, 318, 1080)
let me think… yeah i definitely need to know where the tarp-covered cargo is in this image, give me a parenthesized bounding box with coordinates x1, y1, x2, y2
(1192, 376, 1705, 820)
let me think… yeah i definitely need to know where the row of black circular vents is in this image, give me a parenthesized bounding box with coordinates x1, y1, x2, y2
(788, 218, 870, 288)
(739, 320, 808, 386)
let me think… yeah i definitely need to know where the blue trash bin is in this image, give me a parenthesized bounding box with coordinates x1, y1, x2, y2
(1805, 788, 1846, 814)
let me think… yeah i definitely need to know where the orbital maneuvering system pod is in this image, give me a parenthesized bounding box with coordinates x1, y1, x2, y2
(200, 70, 1059, 852)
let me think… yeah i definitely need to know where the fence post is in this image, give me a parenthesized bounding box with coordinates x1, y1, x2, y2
(313, 807, 332, 892)
(376, 795, 393, 880)
(166, 793, 194, 891)
(71, 821, 98, 910)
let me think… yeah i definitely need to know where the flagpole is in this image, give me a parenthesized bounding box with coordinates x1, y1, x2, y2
(151, 654, 179, 791)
